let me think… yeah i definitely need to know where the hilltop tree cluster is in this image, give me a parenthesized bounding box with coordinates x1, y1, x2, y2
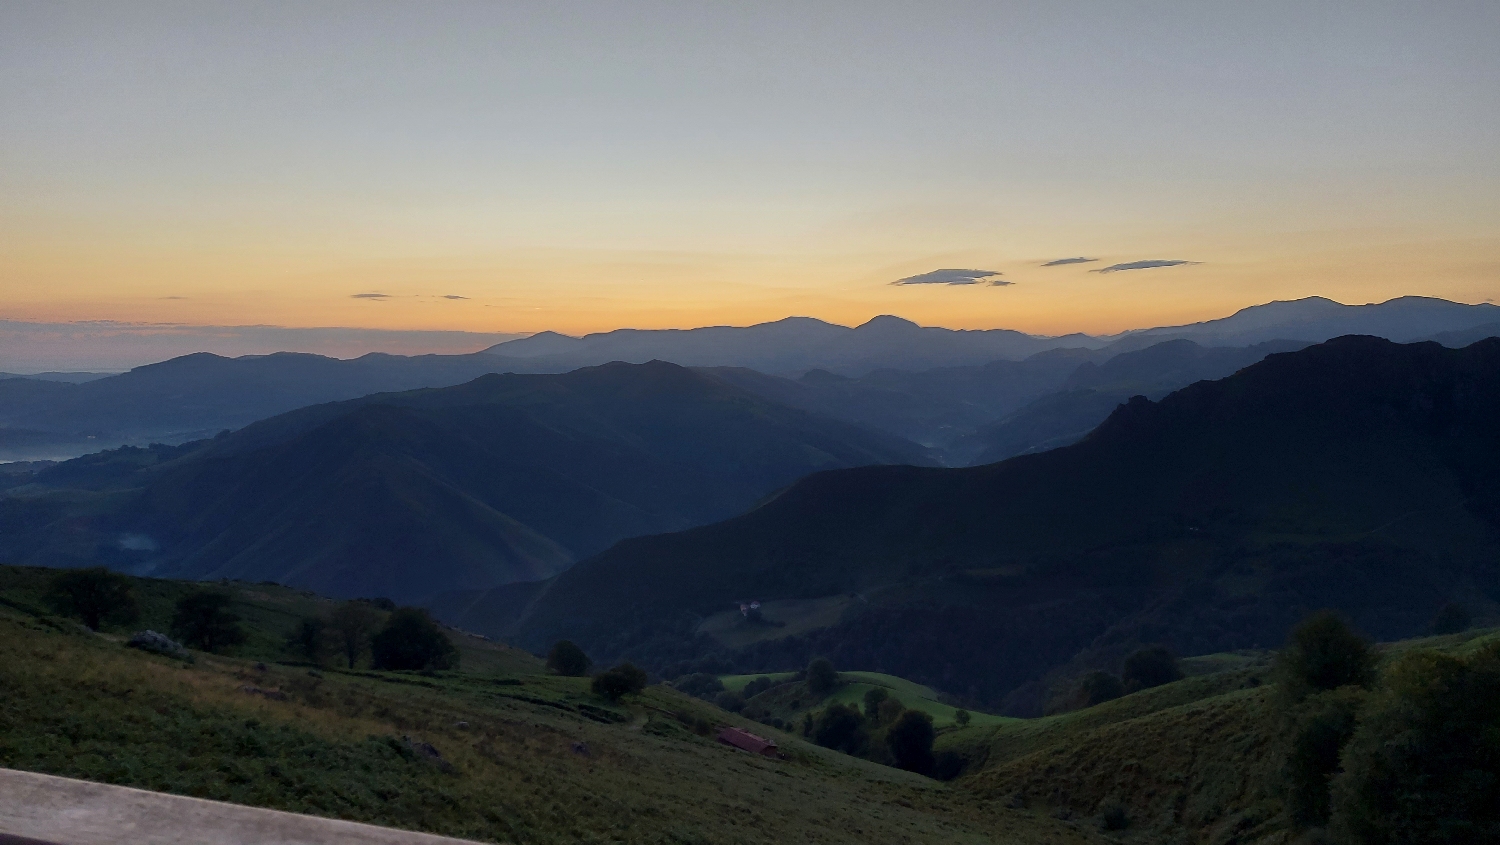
(1272, 609, 1499, 843)
(286, 600, 457, 671)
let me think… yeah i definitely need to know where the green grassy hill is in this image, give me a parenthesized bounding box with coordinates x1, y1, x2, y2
(0, 564, 1100, 845)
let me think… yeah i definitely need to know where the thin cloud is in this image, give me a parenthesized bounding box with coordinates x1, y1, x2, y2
(159, 296, 189, 300)
(1041, 257, 1098, 267)
(1093, 260, 1200, 273)
(892, 268, 1007, 286)
(441, 295, 469, 300)
(351, 293, 391, 300)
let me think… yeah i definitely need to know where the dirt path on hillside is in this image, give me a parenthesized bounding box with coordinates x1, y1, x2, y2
(0, 768, 491, 845)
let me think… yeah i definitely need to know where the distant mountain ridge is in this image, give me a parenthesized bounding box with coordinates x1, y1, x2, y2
(481, 336, 1500, 713)
(481, 296, 1500, 376)
(2, 295, 1495, 463)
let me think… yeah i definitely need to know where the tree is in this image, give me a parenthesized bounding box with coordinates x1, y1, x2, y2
(170, 591, 247, 653)
(1430, 602, 1472, 636)
(592, 662, 648, 701)
(547, 640, 592, 676)
(46, 567, 138, 631)
(742, 676, 776, 699)
(1079, 671, 1125, 706)
(370, 607, 458, 671)
(863, 686, 889, 719)
(328, 601, 382, 669)
(886, 710, 936, 774)
(671, 672, 723, 698)
(287, 615, 328, 664)
(805, 658, 839, 694)
(1276, 610, 1375, 704)
(1281, 686, 1366, 828)
(1330, 645, 1500, 844)
(953, 709, 972, 728)
(714, 690, 745, 712)
(1121, 646, 1182, 693)
(813, 703, 867, 755)
(876, 697, 905, 727)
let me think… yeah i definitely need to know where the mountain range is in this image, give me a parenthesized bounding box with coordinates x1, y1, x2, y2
(5, 296, 1496, 464)
(451, 336, 1500, 714)
(0, 362, 928, 604)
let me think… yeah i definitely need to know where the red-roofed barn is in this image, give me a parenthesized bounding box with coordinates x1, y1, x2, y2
(717, 727, 778, 757)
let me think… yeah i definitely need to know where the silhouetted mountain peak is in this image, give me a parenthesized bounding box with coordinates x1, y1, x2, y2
(855, 315, 922, 333)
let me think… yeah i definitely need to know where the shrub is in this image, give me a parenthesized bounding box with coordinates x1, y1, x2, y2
(546, 640, 592, 677)
(886, 710, 935, 774)
(46, 567, 138, 631)
(741, 676, 776, 699)
(806, 658, 839, 694)
(932, 750, 968, 781)
(1099, 802, 1129, 832)
(370, 608, 458, 671)
(1429, 602, 1472, 636)
(592, 662, 648, 702)
(863, 686, 889, 718)
(1281, 686, 1366, 828)
(170, 591, 246, 653)
(953, 708, 972, 728)
(328, 601, 382, 669)
(1080, 671, 1125, 706)
(1329, 644, 1500, 844)
(812, 703, 867, 755)
(1276, 611, 1375, 704)
(714, 690, 745, 713)
(1121, 646, 1182, 693)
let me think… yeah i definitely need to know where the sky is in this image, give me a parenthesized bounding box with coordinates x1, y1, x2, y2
(3, 1, 1498, 362)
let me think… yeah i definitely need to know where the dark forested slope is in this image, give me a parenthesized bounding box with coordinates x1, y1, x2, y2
(502, 337, 1500, 712)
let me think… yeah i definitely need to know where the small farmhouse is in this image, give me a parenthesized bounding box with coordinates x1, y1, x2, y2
(717, 727, 778, 757)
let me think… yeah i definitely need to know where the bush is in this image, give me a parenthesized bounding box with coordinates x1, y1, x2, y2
(328, 601, 382, 669)
(546, 640, 592, 677)
(592, 662, 648, 702)
(370, 608, 458, 671)
(812, 703, 867, 755)
(1430, 602, 1472, 636)
(1080, 671, 1125, 706)
(741, 676, 776, 699)
(886, 710, 935, 774)
(714, 690, 745, 713)
(863, 686, 889, 718)
(932, 750, 968, 781)
(1099, 802, 1129, 832)
(46, 567, 138, 631)
(1329, 644, 1500, 844)
(1276, 611, 1375, 704)
(1282, 686, 1367, 828)
(806, 658, 839, 694)
(1121, 646, 1182, 693)
(170, 591, 246, 653)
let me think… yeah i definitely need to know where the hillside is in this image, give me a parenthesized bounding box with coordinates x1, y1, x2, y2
(0, 362, 931, 604)
(496, 337, 1500, 712)
(0, 565, 1099, 845)
(959, 339, 1310, 464)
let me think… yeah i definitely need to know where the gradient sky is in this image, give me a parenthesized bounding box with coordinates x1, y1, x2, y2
(3, 1, 1498, 340)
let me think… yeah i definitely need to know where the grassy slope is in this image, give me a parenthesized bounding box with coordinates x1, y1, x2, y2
(0, 567, 1100, 845)
(721, 670, 1016, 729)
(941, 629, 1500, 844)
